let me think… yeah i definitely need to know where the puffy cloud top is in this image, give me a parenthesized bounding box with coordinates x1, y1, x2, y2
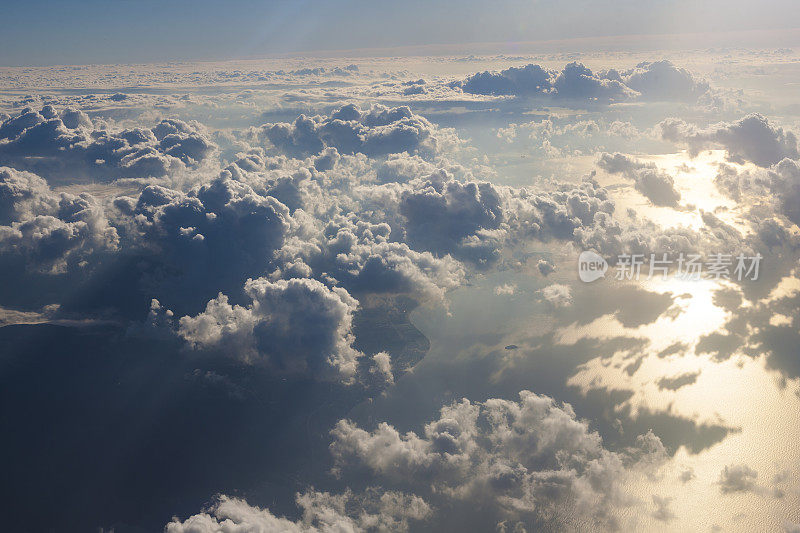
(0, 107, 215, 183)
(453, 63, 553, 96)
(260, 104, 440, 158)
(618, 60, 709, 102)
(330, 390, 667, 531)
(0, 166, 118, 276)
(660, 114, 800, 167)
(166, 490, 431, 533)
(177, 277, 362, 380)
(399, 170, 505, 265)
(451, 61, 708, 103)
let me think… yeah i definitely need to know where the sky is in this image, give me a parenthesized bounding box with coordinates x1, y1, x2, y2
(3, 0, 800, 65)
(3, 3, 800, 533)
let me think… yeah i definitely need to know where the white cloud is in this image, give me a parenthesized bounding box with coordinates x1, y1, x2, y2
(451, 61, 708, 104)
(540, 283, 572, 307)
(259, 104, 444, 159)
(0, 106, 215, 183)
(178, 277, 362, 381)
(494, 283, 516, 296)
(659, 114, 799, 167)
(330, 390, 668, 531)
(166, 490, 431, 533)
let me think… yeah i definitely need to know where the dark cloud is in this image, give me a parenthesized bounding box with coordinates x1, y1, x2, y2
(656, 371, 701, 391)
(109, 176, 291, 315)
(537, 258, 555, 276)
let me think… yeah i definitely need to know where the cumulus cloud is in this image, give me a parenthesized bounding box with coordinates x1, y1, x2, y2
(494, 283, 516, 295)
(763, 158, 800, 226)
(597, 152, 682, 207)
(659, 114, 799, 167)
(177, 277, 363, 380)
(330, 390, 667, 531)
(0, 106, 215, 183)
(0, 124, 734, 326)
(166, 490, 431, 533)
(5, 56, 793, 533)
(552, 62, 638, 103)
(718, 464, 759, 494)
(452, 61, 708, 103)
(398, 169, 505, 265)
(276, 212, 466, 302)
(258, 104, 446, 159)
(0, 148, 471, 363)
(452, 63, 553, 96)
(541, 283, 572, 307)
(617, 60, 709, 102)
(111, 176, 291, 313)
(537, 259, 556, 276)
(0, 166, 118, 286)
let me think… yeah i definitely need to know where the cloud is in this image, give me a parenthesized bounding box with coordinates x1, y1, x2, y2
(275, 211, 466, 302)
(659, 114, 799, 167)
(451, 63, 552, 96)
(166, 490, 431, 533)
(552, 62, 638, 103)
(0, 166, 118, 278)
(6, 56, 795, 533)
(451, 62, 632, 103)
(369, 351, 394, 384)
(108, 175, 292, 316)
(330, 390, 667, 531)
(764, 158, 800, 226)
(656, 371, 701, 391)
(398, 169, 505, 266)
(541, 283, 572, 307)
(177, 277, 363, 381)
(537, 259, 555, 276)
(618, 60, 709, 102)
(494, 283, 516, 295)
(597, 152, 682, 208)
(258, 104, 445, 159)
(452, 61, 708, 104)
(496, 117, 645, 158)
(651, 495, 676, 522)
(0, 106, 215, 183)
(718, 464, 759, 494)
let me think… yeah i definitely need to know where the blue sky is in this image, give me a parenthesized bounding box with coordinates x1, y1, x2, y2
(2, 0, 800, 66)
